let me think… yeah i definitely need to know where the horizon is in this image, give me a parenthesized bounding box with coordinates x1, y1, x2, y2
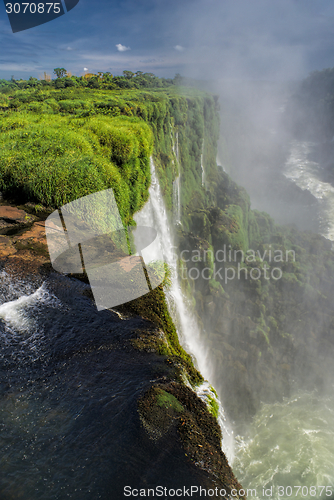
(1, 0, 334, 82)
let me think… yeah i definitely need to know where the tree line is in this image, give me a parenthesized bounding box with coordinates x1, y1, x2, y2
(0, 69, 182, 92)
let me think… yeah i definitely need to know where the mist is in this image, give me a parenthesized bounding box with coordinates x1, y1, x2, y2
(167, 1, 334, 491)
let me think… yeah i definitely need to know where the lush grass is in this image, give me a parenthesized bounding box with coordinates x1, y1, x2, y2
(0, 113, 153, 225)
(0, 86, 220, 228)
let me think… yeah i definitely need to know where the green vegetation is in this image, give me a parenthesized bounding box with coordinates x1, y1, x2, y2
(206, 395, 219, 419)
(117, 284, 204, 387)
(156, 390, 184, 412)
(0, 114, 152, 224)
(0, 71, 220, 393)
(0, 70, 175, 93)
(0, 73, 219, 229)
(180, 156, 334, 423)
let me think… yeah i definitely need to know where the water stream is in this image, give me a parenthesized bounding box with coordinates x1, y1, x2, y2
(234, 391, 334, 499)
(284, 140, 334, 242)
(0, 270, 204, 498)
(134, 158, 235, 462)
(233, 139, 334, 498)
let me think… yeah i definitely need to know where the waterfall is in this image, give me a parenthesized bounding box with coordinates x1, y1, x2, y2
(134, 158, 234, 462)
(201, 140, 205, 186)
(171, 130, 179, 163)
(172, 175, 181, 224)
(216, 154, 227, 173)
(171, 130, 181, 224)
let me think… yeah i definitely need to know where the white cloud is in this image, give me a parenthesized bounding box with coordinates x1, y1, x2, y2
(174, 45, 184, 52)
(116, 43, 131, 52)
(83, 67, 88, 71)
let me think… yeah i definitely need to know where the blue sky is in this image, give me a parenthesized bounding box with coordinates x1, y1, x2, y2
(1, 0, 334, 81)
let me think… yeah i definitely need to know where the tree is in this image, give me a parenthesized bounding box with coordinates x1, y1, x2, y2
(53, 68, 67, 79)
(87, 77, 100, 89)
(102, 72, 113, 82)
(123, 70, 134, 79)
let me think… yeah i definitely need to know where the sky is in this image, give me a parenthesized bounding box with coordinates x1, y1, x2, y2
(1, 0, 334, 81)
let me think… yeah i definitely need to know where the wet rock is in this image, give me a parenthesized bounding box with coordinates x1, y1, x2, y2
(16, 221, 47, 246)
(0, 206, 35, 235)
(0, 236, 17, 257)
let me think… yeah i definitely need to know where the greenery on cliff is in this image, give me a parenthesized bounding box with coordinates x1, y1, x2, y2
(3, 70, 333, 435)
(0, 73, 219, 229)
(179, 164, 334, 423)
(0, 74, 245, 496)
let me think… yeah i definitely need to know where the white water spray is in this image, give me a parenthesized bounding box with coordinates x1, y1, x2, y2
(134, 158, 234, 462)
(171, 129, 182, 224)
(0, 284, 48, 331)
(173, 175, 181, 224)
(201, 140, 205, 186)
(284, 140, 334, 242)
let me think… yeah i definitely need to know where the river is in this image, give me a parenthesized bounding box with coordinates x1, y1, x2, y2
(233, 138, 334, 499)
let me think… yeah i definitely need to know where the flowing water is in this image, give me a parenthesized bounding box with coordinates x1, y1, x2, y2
(284, 140, 334, 242)
(234, 391, 334, 499)
(0, 270, 205, 498)
(232, 139, 334, 498)
(201, 140, 205, 186)
(172, 175, 181, 224)
(134, 158, 235, 462)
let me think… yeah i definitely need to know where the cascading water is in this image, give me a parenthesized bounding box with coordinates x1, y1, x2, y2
(172, 175, 181, 224)
(229, 138, 334, 496)
(0, 283, 48, 332)
(171, 129, 182, 224)
(201, 140, 205, 186)
(284, 140, 334, 242)
(234, 391, 334, 499)
(134, 158, 234, 462)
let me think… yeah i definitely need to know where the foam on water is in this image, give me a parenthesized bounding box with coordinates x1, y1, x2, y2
(234, 391, 334, 499)
(0, 272, 61, 341)
(284, 140, 334, 241)
(0, 285, 47, 331)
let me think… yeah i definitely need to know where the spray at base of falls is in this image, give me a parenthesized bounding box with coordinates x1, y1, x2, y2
(234, 391, 334, 499)
(134, 158, 235, 463)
